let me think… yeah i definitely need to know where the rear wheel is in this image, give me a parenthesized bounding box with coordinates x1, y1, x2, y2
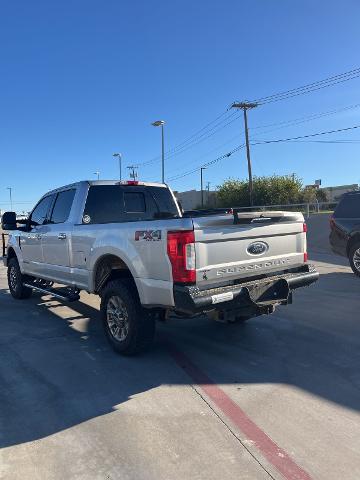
(349, 242, 360, 277)
(7, 258, 33, 299)
(100, 279, 155, 355)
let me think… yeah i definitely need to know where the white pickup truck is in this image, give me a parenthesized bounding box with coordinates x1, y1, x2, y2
(2, 180, 318, 354)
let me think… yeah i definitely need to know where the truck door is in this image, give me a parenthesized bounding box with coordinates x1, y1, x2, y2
(41, 189, 76, 284)
(20, 195, 55, 276)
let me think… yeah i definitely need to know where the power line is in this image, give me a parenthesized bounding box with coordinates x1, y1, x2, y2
(168, 122, 360, 184)
(292, 139, 360, 143)
(133, 109, 237, 168)
(168, 144, 245, 182)
(264, 139, 360, 144)
(254, 67, 360, 103)
(164, 112, 242, 161)
(250, 103, 360, 132)
(138, 67, 360, 169)
(166, 110, 237, 156)
(165, 133, 240, 176)
(251, 67, 360, 105)
(251, 124, 360, 146)
(133, 112, 242, 169)
(165, 102, 360, 177)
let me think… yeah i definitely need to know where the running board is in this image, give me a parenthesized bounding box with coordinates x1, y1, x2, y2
(23, 283, 80, 302)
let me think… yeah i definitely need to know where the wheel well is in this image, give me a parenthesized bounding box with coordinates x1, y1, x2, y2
(347, 234, 360, 255)
(94, 254, 135, 293)
(7, 247, 17, 261)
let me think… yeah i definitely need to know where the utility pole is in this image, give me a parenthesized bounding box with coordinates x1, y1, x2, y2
(231, 102, 258, 206)
(206, 181, 211, 205)
(127, 165, 138, 180)
(200, 167, 206, 208)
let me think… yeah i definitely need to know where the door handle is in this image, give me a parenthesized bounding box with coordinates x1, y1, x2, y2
(58, 233, 67, 240)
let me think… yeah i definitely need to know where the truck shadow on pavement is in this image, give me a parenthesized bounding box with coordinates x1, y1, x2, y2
(0, 268, 360, 448)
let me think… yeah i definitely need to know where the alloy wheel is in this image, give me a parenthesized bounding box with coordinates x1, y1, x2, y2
(106, 295, 130, 341)
(353, 248, 360, 273)
(9, 265, 18, 291)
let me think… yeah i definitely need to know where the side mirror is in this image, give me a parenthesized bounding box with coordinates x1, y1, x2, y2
(1, 211, 17, 231)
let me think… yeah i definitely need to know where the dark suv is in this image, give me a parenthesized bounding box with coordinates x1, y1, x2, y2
(330, 191, 360, 276)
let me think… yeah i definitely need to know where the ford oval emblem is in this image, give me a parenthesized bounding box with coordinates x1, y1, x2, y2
(247, 241, 269, 256)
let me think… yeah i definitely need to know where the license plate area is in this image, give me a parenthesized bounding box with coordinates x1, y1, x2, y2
(247, 278, 290, 305)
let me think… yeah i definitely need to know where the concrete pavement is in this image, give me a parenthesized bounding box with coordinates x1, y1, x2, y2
(1, 214, 359, 479)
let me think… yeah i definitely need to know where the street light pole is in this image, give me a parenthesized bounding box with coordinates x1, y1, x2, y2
(200, 167, 206, 208)
(113, 153, 122, 181)
(93, 171, 100, 180)
(161, 123, 165, 183)
(151, 120, 166, 183)
(231, 102, 258, 206)
(6, 187, 13, 211)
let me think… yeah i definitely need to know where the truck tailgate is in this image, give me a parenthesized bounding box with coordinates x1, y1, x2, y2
(192, 211, 306, 287)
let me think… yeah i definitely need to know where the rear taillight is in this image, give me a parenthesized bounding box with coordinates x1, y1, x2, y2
(330, 215, 335, 229)
(303, 224, 308, 262)
(167, 230, 196, 283)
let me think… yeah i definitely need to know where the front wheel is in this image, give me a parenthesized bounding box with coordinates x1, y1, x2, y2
(349, 242, 360, 277)
(7, 258, 33, 299)
(100, 279, 155, 355)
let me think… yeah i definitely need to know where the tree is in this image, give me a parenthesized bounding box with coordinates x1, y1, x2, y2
(217, 175, 303, 207)
(299, 186, 329, 203)
(315, 188, 328, 202)
(300, 186, 317, 203)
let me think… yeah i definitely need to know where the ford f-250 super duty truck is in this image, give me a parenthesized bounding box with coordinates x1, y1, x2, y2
(2, 180, 319, 355)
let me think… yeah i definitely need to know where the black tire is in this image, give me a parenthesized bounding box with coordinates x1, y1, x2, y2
(7, 258, 33, 299)
(349, 242, 360, 277)
(100, 279, 155, 355)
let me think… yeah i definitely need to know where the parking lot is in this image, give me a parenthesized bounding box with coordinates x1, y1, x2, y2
(0, 213, 359, 480)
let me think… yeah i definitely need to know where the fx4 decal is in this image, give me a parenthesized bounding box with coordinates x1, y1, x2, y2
(135, 230, 162, 241)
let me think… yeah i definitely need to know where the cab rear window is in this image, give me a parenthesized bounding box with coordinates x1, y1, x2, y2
(334, 194, 360, 218)
(124, 192, 146, 213)
(82, 185, 178, 224)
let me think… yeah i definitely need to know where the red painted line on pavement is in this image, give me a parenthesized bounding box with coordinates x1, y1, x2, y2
(169, 345, 313, 480)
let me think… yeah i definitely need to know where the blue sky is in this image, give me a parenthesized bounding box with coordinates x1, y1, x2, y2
(1, 0, 360, 212)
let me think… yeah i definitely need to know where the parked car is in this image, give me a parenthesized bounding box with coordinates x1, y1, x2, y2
(2, 180, 318, 355)
(330, 190, 360, 276)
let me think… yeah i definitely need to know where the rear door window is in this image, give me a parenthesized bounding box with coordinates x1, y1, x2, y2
(334, 194, 360, 218)
(83, 185, 124, 224)
(50, 189, 76, 224)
